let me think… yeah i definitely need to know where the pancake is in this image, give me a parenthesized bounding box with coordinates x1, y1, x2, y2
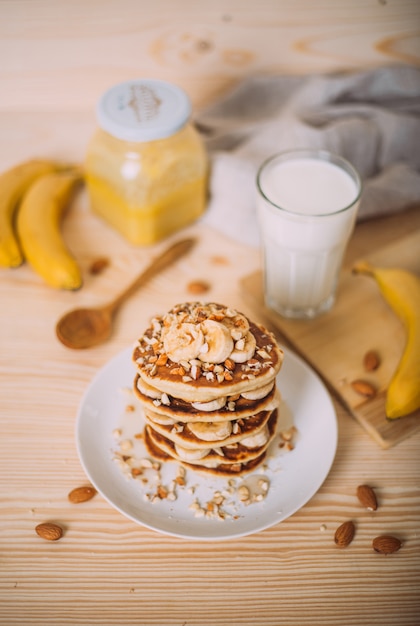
(144, 409, 278, 476)
(131, 302, 283, 476)
(132, 302, 283, 402)
(134, 373, 280, 422)
(143, 408, 273, 449)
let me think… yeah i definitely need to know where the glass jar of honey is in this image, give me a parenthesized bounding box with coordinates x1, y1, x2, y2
(85, 79, 208, 245)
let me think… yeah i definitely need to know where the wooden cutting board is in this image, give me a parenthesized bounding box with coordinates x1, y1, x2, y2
(241, 230, 420, 449)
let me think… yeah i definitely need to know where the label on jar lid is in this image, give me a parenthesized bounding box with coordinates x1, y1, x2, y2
(96, 79, 192, 142)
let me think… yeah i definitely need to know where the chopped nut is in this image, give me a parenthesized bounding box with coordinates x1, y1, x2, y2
(224, 358, 235, 371)
(238, 485, 250, 502)
(156, 485, 168, 499)
(156, 353, 168, 366)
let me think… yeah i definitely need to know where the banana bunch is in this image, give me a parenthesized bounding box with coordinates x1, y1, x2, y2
(0, 159, 83, 289)
(353, 261, 420, 419)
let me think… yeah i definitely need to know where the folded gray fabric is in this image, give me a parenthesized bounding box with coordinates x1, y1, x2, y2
(196, 65, 420, 247)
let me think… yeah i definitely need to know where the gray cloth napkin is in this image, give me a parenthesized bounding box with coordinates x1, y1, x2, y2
(196, 65, 420, 247)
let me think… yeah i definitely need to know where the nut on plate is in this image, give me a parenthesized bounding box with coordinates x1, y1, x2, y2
(334, 520, 355, 548)
(372, 535, 402, 555)
(68, 485, 97, 504)
(35, 522, 63, 541)
(356, 484, 378, 511)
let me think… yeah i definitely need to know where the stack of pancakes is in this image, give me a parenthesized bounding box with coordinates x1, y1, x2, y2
(132, 302, 284, 476)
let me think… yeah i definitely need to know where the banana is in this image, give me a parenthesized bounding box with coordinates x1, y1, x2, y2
(136, 377, 162, 400)
(174, 444, 211, 461)
(187, 420, 232, 442)
(223, 312, 250, 341)
(230, 331, 257, 363)
(240, 426, 269, 449)
(163, 322, 204, 362)
(241, 380, 275, 401)
(17, 169, 83, 289)
(353, 261, 420, 419)
(0, 159, 63, 268)
(199, 319, 234, 364)
(146, 412, 175, 426)
(191, 396, 227, 412)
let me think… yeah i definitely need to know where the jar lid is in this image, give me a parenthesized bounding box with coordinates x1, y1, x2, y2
(96, 79, 192, 142)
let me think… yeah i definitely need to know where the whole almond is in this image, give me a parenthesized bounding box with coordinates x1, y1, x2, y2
(351, 379, 377, 398)
(372, 535, 402, 555)
(356, 484, 378, 511)
(187, 280, 210, 295)
(89, 257, 110, 275)
(35, 522, 63, 541)
(68, 485, 97, 504)
(363, 350, 380, 372)
(334, 520, 355, 548)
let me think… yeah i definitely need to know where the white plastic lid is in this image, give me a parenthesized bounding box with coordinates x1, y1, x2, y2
(96, 79, 192, 142)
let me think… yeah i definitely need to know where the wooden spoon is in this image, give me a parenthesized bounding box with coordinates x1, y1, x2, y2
(56, 237, 196, 349)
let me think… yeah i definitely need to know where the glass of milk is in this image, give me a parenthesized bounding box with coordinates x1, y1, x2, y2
(257, 149, 362, 319)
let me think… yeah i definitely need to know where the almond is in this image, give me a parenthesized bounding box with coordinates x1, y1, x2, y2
(68, 485, 97, 504)
(334, 520, 355, 548)
(372, 535, 402, 555)
(356, 484, 378, 511)
(351, 379, 377, 398)
(35, 522, 63, 541)
(89, 257, 109, 275)
(187, 280, 210, 295)
(363, 350, 380, 372)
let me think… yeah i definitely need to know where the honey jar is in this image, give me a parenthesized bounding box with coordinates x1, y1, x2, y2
(85, 79, 208, 245)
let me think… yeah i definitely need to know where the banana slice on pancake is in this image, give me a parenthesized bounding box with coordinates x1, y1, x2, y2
(162, 322, 204, 362)
(187, 420, 232, 442)
(223, 311, 250, 341)
(230, 331, 257, 363)
(199, 319, 233, 364)
(240, 426, 269, 448)
(241, 380, 274, 401)
(191, 396, 227, 412)
(136, 377, 162, 400)
(174, 444, 211, 461)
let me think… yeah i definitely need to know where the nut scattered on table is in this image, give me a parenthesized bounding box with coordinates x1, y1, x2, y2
(68, 485, 97, 504)
(350, 379, 377, 398)
(89, 257, 110, 275)
(334, 520, 355, 548)
(372, 535, 402, 555)
(186, 280, 211, 295)
(363, 350, 380, 372)
(35, 522, 63, 541)
(356, 484, 378, 511)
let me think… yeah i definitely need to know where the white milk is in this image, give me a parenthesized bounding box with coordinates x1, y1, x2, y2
(257, 153, 361, 318)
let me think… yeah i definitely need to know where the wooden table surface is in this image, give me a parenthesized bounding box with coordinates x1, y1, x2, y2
(1, 2, 420, 625)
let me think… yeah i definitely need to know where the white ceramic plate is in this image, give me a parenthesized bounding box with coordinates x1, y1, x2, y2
(76, 346, 337, 541)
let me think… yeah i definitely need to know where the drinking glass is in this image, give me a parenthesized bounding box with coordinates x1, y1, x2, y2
(257, 149, 362, 319)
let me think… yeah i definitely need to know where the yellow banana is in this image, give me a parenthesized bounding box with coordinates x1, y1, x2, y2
(353, 261, 420, 419)
(0, 159, 62, 267)
(17, 169, 83, 290)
